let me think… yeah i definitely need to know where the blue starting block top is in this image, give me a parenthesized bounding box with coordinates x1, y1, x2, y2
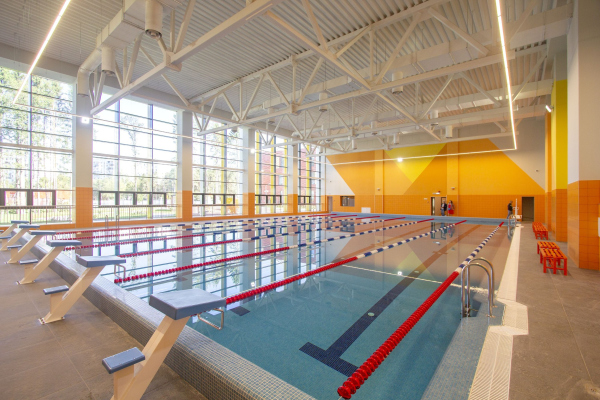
(43, 285, 69, 295)
(76, 255, 124, 268)
(102, 348, 145, 374)
(47, 240, 82, 247)
(10, 220, 29, 224)
(18, 224, 40, 229)
(30, 230, 57, 236)
(149, 288, 226, 320)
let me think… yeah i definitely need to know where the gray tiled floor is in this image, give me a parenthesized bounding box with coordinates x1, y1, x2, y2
(510, 224, 600, 400)
(0, 248, 207, 400)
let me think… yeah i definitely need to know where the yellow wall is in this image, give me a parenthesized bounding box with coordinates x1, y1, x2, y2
(551, 79, 568, 241)
(328, 139, 545, 219)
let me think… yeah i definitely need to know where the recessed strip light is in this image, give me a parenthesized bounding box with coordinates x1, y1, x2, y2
(330, 148, 517, 166)
(495, 0, 517, 150)
(545, 105, 552, 113)
(12, 0, 72, 104)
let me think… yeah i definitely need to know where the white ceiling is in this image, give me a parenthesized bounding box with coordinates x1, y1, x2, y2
(0, 0, 570, 153)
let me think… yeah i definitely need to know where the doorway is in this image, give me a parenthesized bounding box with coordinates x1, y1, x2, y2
(327, 196, 333, 213)
(431, 197, 436, 216)
(522, 197, 534, 221)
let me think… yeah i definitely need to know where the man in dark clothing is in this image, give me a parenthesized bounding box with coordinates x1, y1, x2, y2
(507, 201, 513, 219)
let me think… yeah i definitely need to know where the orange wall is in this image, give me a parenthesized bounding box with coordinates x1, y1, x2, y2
(328, 139, 545, 219)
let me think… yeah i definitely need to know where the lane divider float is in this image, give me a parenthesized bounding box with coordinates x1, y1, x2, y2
(336, 222, 503, 399)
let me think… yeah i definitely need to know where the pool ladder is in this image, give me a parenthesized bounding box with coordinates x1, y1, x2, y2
(460, 257, 495, 318)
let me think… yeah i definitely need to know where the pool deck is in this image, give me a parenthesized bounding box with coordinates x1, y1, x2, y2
(0, 248, 206, 400)
(509, 222, 600, 399)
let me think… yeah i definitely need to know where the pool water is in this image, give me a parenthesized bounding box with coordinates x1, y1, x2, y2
(58, 214, 512, 399)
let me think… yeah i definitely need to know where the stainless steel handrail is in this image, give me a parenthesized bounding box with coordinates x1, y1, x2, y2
(461, 259, 495, 318)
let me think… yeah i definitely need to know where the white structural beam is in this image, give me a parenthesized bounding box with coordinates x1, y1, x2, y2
(373, 13, 424, 85)
(458, 72, 502, 107)
(264, 10, 371, 90)
(91, 0, 286, 114)
(191, 0, 452, 102)
(376, 92, 440, 141)
(252, 4, 566, 115)
(427, 8, 489, 55)
(263, 79, 551, 146)
(174, 0, 197, 53)
(418, 74, 454, 120)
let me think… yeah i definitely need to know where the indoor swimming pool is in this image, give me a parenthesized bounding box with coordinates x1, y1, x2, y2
(53, 214, 512, 399)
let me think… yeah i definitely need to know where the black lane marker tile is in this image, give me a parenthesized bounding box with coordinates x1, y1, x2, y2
(230, 306, 250, 316)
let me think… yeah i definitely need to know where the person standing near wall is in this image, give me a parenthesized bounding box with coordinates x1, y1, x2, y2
(448, 201, 454, 216)
(507, 201, 513, 219)
(441, 200, 447, 216)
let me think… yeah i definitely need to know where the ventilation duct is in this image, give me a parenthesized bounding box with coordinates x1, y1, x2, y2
(351, 139, 357, 150)
(391, 71, 404, 94)
(429, 109, 439, 127)
(145, 0, 163, 39)
(393, 133, 400, 145)
(267, 107, 276, 125)
(101, 46, 116, 76)
(318, 92, 328, 112)
(77, 0, 181, 97)
(445, 125, 453, 138)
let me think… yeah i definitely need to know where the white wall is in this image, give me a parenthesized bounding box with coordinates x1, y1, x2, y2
(325, 160, 354, 196)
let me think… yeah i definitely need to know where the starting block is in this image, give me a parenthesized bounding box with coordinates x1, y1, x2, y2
(1, 220, 29, 237)
(19, 240, 82, 285)
(8, 230, 56, 264)
(103, 289, 225, 400)
(1, 224, 40, 251)
(39, 255, 123, 324)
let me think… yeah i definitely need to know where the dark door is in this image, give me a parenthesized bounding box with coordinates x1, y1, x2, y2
(522, 197, 534, 221)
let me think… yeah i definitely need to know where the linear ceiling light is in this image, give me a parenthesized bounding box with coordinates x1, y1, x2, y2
(495, 0, 517, 149)
(12, 0, 72, 104)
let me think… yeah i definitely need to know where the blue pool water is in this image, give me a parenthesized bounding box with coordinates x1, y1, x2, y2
(58, 214, 512, 399)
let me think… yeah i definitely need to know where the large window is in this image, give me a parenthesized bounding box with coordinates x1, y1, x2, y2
(0, 66, 73, 223)
(255, 133, 288, 214)
(298, 144, 322, 212)
(192, 121, 243, 216)
(93, 98, 178, 220)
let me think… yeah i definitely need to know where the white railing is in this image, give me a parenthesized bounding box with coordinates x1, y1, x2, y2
(93, 204, 180, 222)
(0, 205, 74, 225)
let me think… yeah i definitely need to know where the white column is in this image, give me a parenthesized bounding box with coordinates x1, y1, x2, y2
(177, 110, 193, 220)
(73, 93, 94, 227)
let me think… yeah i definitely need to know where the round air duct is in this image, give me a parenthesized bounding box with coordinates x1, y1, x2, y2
(101, 46, 116, 76)
(267, 107, 276, 125)
(391, 71, 404, 94)
(429, 109, 439, 127)
(145, 0, 163, 39)
(318, 92, 328, 112)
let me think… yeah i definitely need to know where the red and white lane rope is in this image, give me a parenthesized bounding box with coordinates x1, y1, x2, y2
(336, 222, 504, 399)
(224, 220, 466, 305)
(56, 214, 338, 237)
(95, 217, 386, 263)
(63, 233, 205, 250)
(114, 218, 417, 283)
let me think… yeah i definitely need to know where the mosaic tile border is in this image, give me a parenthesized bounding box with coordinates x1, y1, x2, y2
(22, 235, 315, 400)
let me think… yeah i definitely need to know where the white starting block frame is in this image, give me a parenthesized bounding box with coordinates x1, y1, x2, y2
(1, 220, 29, 236)
(18, 239, 82, 285)
(39, 255, 124, 324)
(8, 230, 56, 264)
(103, 289, 226, 400)
(1, 224, 39, 251)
